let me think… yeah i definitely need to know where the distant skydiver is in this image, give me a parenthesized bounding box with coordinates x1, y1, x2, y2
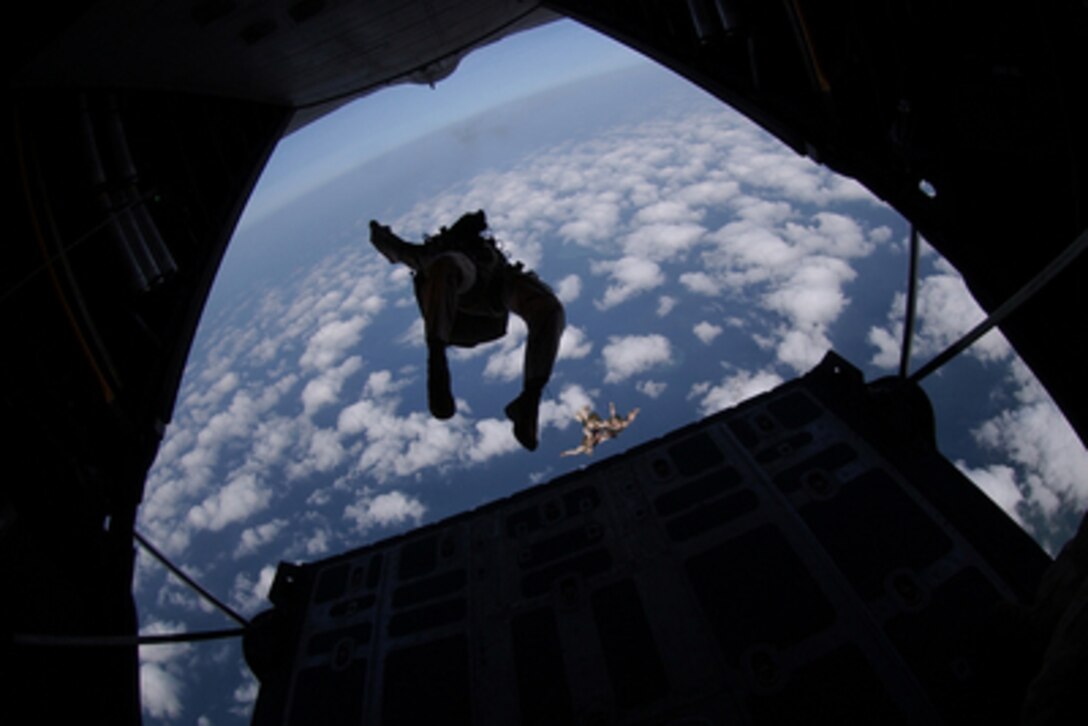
(560, 402, 640, 457)
(368, 210, 565, 451)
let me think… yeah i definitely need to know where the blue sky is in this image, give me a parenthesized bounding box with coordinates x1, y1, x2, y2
(238, 20, 647, 227)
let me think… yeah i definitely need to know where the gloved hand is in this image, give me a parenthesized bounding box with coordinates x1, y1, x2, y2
(368, 220, 399, 263)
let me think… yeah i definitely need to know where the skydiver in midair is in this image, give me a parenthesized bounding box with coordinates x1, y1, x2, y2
(561, 402, 640, 457)
(368, 210, 565, 451)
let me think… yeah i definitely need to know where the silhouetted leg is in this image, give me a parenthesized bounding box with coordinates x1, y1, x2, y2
(418, 256, 465, 346)
(416, 255, 471, 420)
(509, 270, 565, 387)
(504, 270, 565, 451)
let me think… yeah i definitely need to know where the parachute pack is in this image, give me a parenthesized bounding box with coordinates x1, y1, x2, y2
(423, 210, 510, 280)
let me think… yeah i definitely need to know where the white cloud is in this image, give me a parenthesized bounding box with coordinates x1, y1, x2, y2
(633, 200, 702, 225)
(722, 141, 871, 206)
(656, 295, 678, 317)
(248, 414, 301, 470)
(141, 660, 184, 720)
(539, 384, 595, 431)
(972, 361, 1088, 517)
(558, 196, 622, 245)
(602, 334, 673, 383)
(153, 577, 210, 614)
(622, 222, 705, 262)
(703, 224, 795, 287)
(232, 671, 260, 719)
(785, 212, 872, 258)
(679, 271, 721, 296)
(867, 325, 903, 370)
(304, 526, 332, 556)
(182, 371, 239, 415)
(774, 327, 833, 374)
(558, 325, 594, 360)
(729, 196, 794, 228)
(300, 355, 363, 416)
(306, 428, 347, 472)
(468, 418, 520, 461)
(341, 283, 386, 318)
(358, 409, 469, 481)
(693, 368, 784, 416)
(762, 258, 854, 326)
(744, 253, 858, 373)
(555, 274, 582, 303)
(636, 380, 668, 398)
(234, 518, 289, 559)
(232, 565, 277, 616)
(193, 390, 264, 449)
(139, 621, 192, 721)
(398, 318, 425, 348)
(693, 321, 723, 344)
(187, 472, 272, 532)
(675, 178, 740, 207)
(364, 369, 409, 398)
(483, 342, 525, 382)
(592, 256, 665, 309)
(869, 225, 893, 244)
(344, 490, 426, 533)
(299, 315, 368, 370)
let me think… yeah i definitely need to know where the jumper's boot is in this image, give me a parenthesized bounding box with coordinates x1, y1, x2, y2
(505, 380, 544, 451)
